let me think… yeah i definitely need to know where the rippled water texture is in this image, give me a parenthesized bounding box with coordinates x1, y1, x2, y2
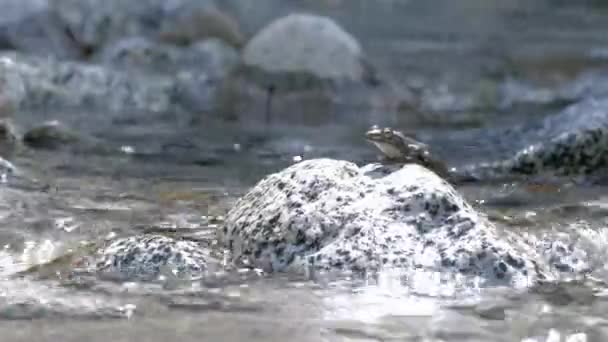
(3, 0, 608, 341)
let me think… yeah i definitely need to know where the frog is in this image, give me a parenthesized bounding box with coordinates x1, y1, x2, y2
(365, 125, 451, 179)
(365, 125, 568, 209)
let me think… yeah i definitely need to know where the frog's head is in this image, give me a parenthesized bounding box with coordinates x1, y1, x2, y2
(365, 126, 425, 160)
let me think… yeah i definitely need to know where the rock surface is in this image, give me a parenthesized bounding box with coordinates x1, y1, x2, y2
(221, 158, 565, 287)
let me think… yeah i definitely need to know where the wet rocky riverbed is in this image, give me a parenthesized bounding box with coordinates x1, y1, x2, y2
(3, 0, 608, 341)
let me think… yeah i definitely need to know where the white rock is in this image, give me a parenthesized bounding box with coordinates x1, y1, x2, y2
(222, 158, 555, 288)
(242, 13, 372, 87)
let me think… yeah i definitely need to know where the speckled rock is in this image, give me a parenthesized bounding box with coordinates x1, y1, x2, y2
(451, 98, 608, 182)
(95, 235, 208, 280)
(222, 158, 559, 288)
(239, 13, 377, 90)
(0, 51, 216, 114)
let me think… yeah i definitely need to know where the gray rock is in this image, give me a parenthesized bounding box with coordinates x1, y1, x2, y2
(158, 3, 244, 48)
(0, 8, 85, 60)
(98, 36, 239, 78)
(0, 52, 217, 114)
(49, 0, 167, 51)
(214, 13, 387, 123)
(95, 234, 208, 281)
(240, 13, 376, 91)
(189, 39, 241, 77)
(50, 0, 242, 55)
(221, 158, 559, 287)
(172, 69, 222, 114)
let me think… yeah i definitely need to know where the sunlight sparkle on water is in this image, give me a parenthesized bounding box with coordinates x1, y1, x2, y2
(320, 268, 483, 324)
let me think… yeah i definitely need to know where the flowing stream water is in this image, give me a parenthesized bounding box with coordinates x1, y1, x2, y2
(3, 1, 608, 341)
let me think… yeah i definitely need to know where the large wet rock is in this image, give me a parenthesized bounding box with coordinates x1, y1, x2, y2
(221, 158, 561, 287)
(0, 52, 217, 114)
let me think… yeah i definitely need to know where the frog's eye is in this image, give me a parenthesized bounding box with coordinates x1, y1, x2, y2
(383, 128, 393, 137)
